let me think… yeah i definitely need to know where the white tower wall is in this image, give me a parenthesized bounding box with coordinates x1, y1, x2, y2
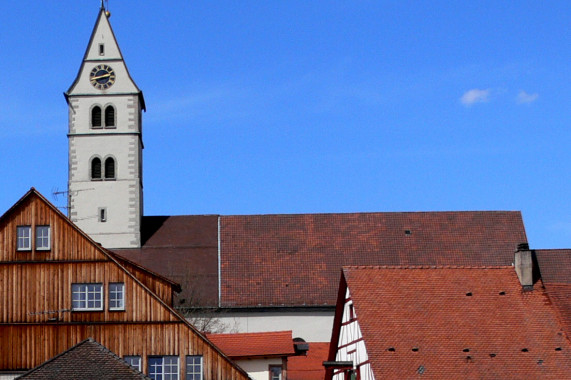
(66, 7, 145, 248)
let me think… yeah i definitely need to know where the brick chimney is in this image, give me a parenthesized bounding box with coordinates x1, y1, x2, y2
(514, 243, 533, 291)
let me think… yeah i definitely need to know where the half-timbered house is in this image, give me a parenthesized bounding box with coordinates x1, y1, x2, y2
(325, 260, 571, 379)
(0, 188, 249, 380)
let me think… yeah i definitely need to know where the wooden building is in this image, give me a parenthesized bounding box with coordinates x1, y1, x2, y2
(0, 188, 249, 380)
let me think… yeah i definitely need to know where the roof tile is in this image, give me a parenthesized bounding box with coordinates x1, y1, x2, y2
(207, 331, 295, 358)
(339, 266, 571, 379)
(221, 211, 527, 307)
(17, 338, 150, 379)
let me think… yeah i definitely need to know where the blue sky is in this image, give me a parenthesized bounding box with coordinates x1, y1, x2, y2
(1, 1, 570, 248)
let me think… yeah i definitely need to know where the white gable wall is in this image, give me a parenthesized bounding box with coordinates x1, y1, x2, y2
(333, 288, 374, 380)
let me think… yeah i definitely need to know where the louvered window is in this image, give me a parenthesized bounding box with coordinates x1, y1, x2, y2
(105, 157, 115, 179)
(105, 106, 115, 128)
(91, 106, 102, 128)
(91, 158, 102, 180)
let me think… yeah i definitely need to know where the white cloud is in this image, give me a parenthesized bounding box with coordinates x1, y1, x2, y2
(516, 90, 538, 104)
(460, 88, 490, 106)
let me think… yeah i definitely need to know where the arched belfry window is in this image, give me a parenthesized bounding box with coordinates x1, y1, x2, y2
(91, 106, 102, 128)
(105, 157, 116, 179)
(105, 105, 115, 128)
(91, 157, 102, 180)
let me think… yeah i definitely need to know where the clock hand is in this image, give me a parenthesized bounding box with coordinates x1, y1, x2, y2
(91, 73, 111, 80)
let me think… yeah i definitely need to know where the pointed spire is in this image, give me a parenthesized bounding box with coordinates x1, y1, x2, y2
(100, 0, 105, 10)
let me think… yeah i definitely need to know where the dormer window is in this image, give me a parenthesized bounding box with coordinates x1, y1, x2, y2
(17, 226, 31, 251)
(35, 226, 51, 251)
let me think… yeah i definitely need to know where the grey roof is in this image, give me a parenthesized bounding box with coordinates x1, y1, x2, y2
(17, 338, 150, 380)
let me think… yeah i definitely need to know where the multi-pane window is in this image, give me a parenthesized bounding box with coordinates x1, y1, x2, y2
(185, 356, 203, 380)
(109, 282, 125, 310)
(149, 356, 179, 380)
(71, 283, 103, 311)
(16, 226, 31, 251)
(269, 365, 282, 380)
(124, 356, 142, 372)
(35, 226, 51, 250)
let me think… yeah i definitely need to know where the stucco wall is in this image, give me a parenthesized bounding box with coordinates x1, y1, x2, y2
(214, 310, 335, 342)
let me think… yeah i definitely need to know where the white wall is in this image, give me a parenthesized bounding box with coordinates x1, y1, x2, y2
(235, 358, 283, 380)
(333, 288, 374, 380)
(214, 310, 335, 342)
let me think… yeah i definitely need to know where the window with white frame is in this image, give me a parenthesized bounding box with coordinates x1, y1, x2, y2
(71, 283, 103, 311)
(124, 356, 142, 372)
(269, 365, 282, 380)
(109, 282, 125, 310)
(35, 226, 51, 250)
(185, 356, 203, 380)
(17, 226, 32, 251)
(149, 356, 179, 380)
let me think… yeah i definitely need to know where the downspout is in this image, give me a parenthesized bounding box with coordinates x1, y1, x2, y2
(218, 215, 221, 308)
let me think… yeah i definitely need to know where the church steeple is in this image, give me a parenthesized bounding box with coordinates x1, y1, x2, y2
(65, 7, 145, 248)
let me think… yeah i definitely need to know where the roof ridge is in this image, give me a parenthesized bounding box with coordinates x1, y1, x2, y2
(219, 210, 521, 218)
(208, 330, 293, 338)
(343, 265, 513, 270)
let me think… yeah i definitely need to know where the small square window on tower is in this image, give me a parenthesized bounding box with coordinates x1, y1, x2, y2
(99, 43, 105, 56)
(99, 208, 107, 223)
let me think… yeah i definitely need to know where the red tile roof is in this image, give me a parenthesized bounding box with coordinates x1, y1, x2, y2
(288, 342, 329, 380)
(17, 338, 150, 379)
(535, 250, 571, 335)
(330, 266, 571, 379)
(536, 249, 571, 284)
(221, 211, 527, 307)
(207, 331, 296, 359)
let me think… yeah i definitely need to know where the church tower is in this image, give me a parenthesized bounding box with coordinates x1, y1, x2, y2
(65, 5, 145, 248)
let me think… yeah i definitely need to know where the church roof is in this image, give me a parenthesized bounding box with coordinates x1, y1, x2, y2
(535, 249, 571, 334)
(328, 266, 571, 379)
(115, 211, 527, 308)
(114, 215, 219, 307)
(220, 211, 527, 307)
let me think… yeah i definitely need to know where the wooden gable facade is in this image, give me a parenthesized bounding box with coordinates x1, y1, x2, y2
(0, 188, 249, 379)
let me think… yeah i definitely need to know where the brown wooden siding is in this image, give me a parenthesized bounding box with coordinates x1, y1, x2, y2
(0, 196, 105, 263)
(0, 262, 178, 323)
(0, 192, 249, 379)
(0, 324, 247, 380)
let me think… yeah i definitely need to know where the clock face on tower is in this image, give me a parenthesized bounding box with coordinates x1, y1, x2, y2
(89, 64, 116, 89)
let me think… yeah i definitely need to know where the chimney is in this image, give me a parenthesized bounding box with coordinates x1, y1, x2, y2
(514, 243, 533, 291)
